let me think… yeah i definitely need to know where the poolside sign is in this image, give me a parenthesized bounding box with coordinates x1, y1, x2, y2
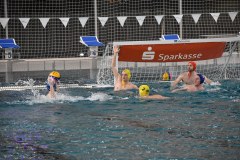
(118, 42, 226, 62)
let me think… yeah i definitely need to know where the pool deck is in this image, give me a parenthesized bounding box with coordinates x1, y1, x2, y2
(0, 57, 100, 83)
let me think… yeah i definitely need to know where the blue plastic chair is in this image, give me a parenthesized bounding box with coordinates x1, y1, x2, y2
(0, 39, 20, 49)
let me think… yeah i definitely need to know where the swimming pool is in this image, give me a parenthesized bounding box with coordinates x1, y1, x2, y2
(0, 80, 239, 159)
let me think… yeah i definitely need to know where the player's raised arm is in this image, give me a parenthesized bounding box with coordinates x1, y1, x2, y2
(111, 46, 120, 78)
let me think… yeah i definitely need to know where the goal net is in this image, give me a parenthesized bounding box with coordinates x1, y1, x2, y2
(97, 36, 240, 85)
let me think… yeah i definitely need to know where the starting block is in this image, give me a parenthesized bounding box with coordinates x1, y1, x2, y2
(0, 38, 20, 59)
(80, 36, 104, 57)
(161, 34, 180, 41)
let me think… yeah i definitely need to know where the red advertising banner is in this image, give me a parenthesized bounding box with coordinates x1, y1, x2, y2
(118, 42, 226, 62)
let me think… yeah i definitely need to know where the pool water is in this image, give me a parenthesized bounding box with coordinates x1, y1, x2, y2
(0, 80, 239, 159)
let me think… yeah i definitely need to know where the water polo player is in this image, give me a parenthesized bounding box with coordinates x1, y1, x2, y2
(139, 85, 169, 100)
(171, 61, 213, 89)
(112, 46, 138, 91)
(46, 71, 61, 98)
(172, 73, 205, 92)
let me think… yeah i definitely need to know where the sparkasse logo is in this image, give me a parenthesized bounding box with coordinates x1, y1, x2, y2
(142, 46, 202, 61)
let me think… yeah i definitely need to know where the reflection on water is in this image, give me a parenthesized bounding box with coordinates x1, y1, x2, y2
(0, 80, 239, 159)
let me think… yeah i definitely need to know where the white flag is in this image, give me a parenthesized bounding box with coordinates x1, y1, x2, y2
(60, 18, 69, 27)
(98, 17, 108, 27)
(173, 15, 183, 24)
(136, 16, 146, 26)
(117, 16, 127, 27)
(19, 18, 30, 28)
(79, 17, 89, 27)
(191, 14, 201, 24)
(154, 15, 164, 25)
(210, 13, 220, 22)
(0, 18, 9, 29)
(39, 18, 50, 28)
(228, 12, 238, 22)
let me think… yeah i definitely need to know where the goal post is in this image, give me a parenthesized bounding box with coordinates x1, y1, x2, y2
(97, 36, 240, 85)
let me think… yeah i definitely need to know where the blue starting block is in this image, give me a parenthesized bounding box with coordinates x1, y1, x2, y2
(0, 38, 20, 59)
(161, 34, 180, 41)
(0, 39, 20, 49)
(80, 36, 104, 47)
(80, 36, 104, 57)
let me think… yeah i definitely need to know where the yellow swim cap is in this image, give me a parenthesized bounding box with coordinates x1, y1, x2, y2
(123, 69, 131, 80)
(162, 72, 170, 81)
(49, 71, 61, 79)
(139, 85, 150, 97)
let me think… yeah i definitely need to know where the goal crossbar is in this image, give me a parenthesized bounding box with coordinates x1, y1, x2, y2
(113, 36, 240, 46)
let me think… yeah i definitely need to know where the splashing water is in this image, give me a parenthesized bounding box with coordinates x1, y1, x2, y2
(14, 78, 40, 97)
(6, 91, 113, 105)
(27, 78, 40, 97)
(25, 93, 86, 105)
(86, 92, 113, 101)
(4, 79, 115, 105)
(28, 78, 40, 97)
(210, 81, 221, 86)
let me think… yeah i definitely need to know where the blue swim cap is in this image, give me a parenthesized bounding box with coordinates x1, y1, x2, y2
(197, 74, 205, 84)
